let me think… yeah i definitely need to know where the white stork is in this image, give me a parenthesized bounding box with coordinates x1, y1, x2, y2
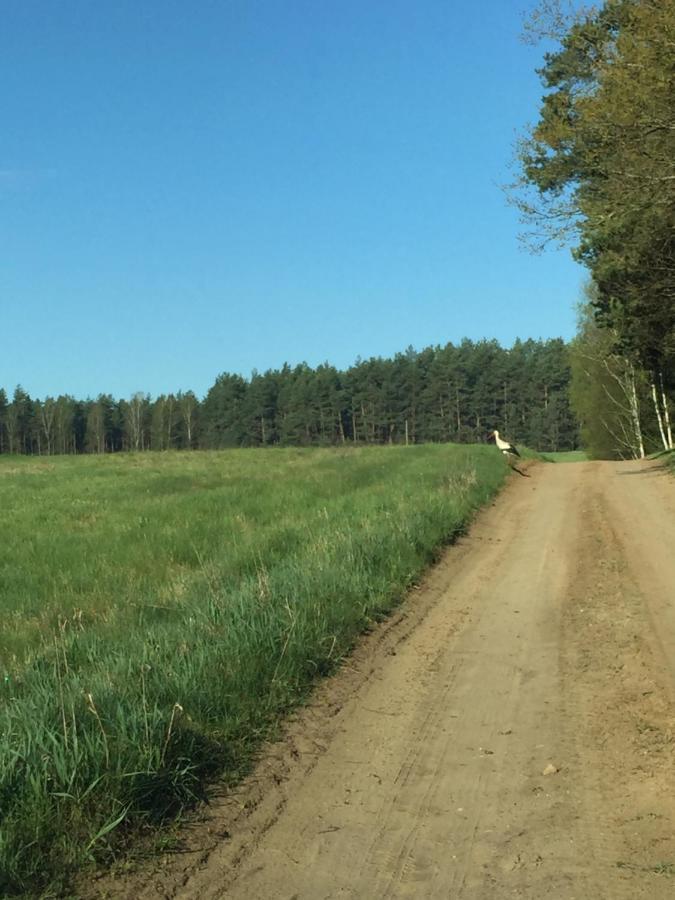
(489, 430, 529, 476)
(491, 430, 520, 458)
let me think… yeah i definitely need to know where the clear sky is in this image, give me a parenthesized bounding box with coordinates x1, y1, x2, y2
(1, 0, 584, 401)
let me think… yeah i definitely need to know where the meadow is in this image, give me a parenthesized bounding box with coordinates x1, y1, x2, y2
(0, 446, 508, 894)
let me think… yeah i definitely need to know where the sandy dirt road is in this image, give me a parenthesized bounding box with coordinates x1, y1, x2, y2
(104, 459, 675, 900)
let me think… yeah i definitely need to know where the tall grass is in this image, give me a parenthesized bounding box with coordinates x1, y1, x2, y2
(0, 446, 507, 895)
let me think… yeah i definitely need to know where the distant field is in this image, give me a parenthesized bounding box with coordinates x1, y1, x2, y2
(542, 450, 588, 462)
(0, 446, 508, 895)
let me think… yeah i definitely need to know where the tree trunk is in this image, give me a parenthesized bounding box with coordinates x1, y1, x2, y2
(503, 382, 508, 434)
(660, 372, 673, 449)
(651, 380, 669, 451)
(166, 401, 174, 449)
(628, 365, 645, 459)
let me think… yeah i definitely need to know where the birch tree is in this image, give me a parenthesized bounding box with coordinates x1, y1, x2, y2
(570, 302, 647, 459)
(124, 393, 148, 451)
(178, 390, 198, 449)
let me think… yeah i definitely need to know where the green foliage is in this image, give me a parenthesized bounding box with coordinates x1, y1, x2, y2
(0, 338, 580, 458)
(0, 446, 507, 895)
(516, 0, 675, 384)
(570, 304, 631, 458)
(569, 289, 665, 458)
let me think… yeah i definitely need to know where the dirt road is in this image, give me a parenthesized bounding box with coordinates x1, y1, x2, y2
(110, 460, 675, 899)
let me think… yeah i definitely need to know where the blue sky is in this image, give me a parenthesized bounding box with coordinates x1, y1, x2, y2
(1, 1, 584, 400)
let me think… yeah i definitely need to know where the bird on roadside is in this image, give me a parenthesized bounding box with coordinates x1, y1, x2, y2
(488, 430, 529, 477)
(490, 430, 520, 459)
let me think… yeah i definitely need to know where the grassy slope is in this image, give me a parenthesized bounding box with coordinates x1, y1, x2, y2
(663, 450, 675, 471)
(0, 446, 507, 895)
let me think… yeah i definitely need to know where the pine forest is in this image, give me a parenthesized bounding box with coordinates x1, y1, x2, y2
(0, 338, 578, 456)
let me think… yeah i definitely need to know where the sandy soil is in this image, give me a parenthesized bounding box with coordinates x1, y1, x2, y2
(94, 459, 675, 899)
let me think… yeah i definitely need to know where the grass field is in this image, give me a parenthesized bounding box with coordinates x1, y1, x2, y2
(0, 446, 508, 895)
(541, 450, 588, 462)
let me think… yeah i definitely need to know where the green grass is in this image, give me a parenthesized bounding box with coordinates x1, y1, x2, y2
(0, 445, 508, 895)
(540, 450, 588, 462)
(649, 448, 675, 465)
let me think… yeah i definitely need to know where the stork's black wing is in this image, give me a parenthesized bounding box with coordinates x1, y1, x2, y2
(505, 444, 520, 457)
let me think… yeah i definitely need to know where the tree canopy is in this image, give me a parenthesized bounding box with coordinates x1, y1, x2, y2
(0, 339, 579, 455)
(516, 0, 675, 384)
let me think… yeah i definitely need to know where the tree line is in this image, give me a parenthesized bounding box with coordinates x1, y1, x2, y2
(0, 338, 579, 455)
(516, 0, 674, 458)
